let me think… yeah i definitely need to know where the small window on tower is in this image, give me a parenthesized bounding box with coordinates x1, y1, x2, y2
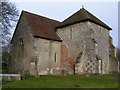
(70, 28, 72, 39)
(95, 43, 98, 47)
(100, 26, 102, 33)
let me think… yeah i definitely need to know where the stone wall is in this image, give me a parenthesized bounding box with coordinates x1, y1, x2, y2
(87, 21, 110, 74)
(8, 13, 35, 75)
(34, 38, 61, 75)
(109, 37, 118, 73)
(57, 21, 110, 74)
(60, 44, 75, 75)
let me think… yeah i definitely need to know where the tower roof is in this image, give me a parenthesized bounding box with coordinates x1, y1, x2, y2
(56, 8, 112, 30)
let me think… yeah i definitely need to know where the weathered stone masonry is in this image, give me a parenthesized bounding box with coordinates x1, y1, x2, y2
(8, 12, 35, 75)
(57, 21, 109, 74)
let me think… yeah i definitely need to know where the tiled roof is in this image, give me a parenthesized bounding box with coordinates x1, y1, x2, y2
(56, 8, 112, 30)
(23, 11, 62, 41)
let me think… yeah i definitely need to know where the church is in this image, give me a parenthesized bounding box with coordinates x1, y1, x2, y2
(8, 7, 119, 76)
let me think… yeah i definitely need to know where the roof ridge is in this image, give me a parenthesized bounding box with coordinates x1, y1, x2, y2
(81, 8, 89, 19)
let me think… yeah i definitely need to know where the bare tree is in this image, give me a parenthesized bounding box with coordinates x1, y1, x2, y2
(1, 1, 19, 46)
(1, 1, 19, 66)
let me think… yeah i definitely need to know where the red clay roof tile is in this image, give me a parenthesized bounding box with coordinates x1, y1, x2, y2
(23, 11, 62, 41)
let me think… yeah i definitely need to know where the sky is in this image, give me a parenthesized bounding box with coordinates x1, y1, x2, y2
(10, 1, 118, 47)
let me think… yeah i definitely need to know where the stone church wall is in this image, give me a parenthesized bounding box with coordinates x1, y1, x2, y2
(8, 12, 62, 76)
(34, 38, 61, 75)
(57, 21, 110, 74)
(87, 21, 109, 74)
(8, 13, 35, 75)
(109, 37, 118, 73)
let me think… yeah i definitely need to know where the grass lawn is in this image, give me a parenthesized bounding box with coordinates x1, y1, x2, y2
(2, 75, 119, 88)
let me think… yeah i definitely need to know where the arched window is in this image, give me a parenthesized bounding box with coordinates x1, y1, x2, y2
(19, 38, 24, 46)
(18, 37, 24, 58)
(54, 53, 57, 63)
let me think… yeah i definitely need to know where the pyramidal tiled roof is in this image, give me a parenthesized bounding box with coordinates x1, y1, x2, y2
(56, 8, 112, 30)
(23, 11, 62, 41)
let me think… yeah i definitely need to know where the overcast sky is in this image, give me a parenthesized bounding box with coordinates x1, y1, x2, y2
(10, 1, 118, 47)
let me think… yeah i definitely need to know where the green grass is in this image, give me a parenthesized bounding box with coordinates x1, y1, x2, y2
(2, 75, 119, 88)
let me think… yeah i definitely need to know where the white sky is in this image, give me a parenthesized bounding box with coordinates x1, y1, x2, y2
(10, 1, 118, 47)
